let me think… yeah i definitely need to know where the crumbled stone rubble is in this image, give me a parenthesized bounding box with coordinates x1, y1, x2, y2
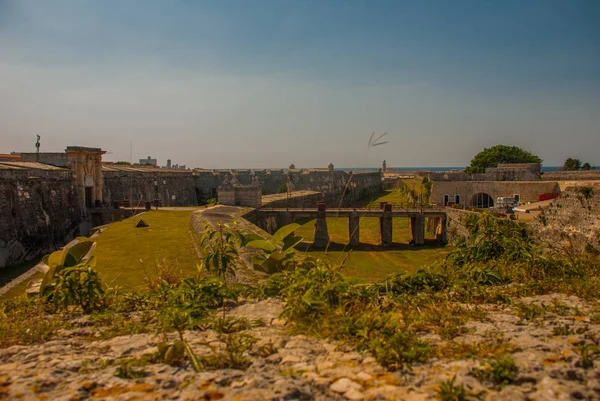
(0, 294, 598, 400)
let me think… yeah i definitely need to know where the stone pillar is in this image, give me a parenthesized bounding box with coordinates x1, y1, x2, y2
(349, 211, 360, 247)
(266, 216, 278, 234)
(380, 204, 393, 247)
(278, 211, 293, 227)
(410, 215, 425, 245)
(256, 214, 267, 232)
(436, 218, 448, 244)
(314, 202, 329, 248)
(94, 154, 103, 204)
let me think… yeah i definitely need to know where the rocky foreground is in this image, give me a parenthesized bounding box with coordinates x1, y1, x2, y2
(0, 294, 599, 401)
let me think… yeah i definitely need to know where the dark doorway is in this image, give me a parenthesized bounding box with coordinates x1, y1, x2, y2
(85, 187, 93, 208)
(470, 192, 494, 208)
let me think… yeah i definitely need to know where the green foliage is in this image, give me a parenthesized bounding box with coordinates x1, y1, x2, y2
(44, 264, 106, 313)
(245, 223, 303, 275)
(514, 302, 545, 322)
(437, 376, 469, 401)
(277, 182, 289, 194)
(206, 197, 217, 206)
(114, 161, 132, 165)
(578, 187, 593, 200)
(114, 358, 147, 379)
(464, 145, 541, 175)
(563, 157, 582, 171)
(0, 297, 59, 346)
(447, 212, 537, 267)
(473, 356, 517, 387)
(199, 223, 240, 280)
(582, 162, 592, 170)
(40, 241, 97, 294)
(198, 332, 258, 370)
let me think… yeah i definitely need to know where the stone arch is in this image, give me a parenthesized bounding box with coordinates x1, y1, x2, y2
(470, 192, 494, 208)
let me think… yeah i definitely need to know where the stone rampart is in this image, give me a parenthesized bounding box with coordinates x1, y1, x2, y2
(0, 167, 81, 267)
(541, 170, 600, 181)
(261, 191, 322, 208)
(431, 181, 560, 207)
(20, 153, 69, 167)
(102, 168, 198, 207)
(530, 187, 600, 254)
(445, 208, 480, 243)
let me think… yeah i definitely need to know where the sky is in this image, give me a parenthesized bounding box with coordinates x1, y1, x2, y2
(1, 0, 599, 169)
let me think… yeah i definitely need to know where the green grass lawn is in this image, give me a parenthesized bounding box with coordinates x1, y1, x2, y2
(93, 210, 201, 291)
(293, 186, 449, 282)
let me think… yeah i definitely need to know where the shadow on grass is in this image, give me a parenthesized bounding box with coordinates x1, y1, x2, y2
(296, 239, 445, 253)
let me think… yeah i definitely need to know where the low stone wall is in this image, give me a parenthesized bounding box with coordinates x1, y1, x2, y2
(102, 169, 198, 207)
(530, 187, 600, 254)
(542, 170, 600, 181)
(445, 207, 480, 243)
(0, 169, 81, 267)
(261, 191, 322, 208)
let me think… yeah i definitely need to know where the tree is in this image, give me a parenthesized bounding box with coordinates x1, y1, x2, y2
(563, 158, 581, 171)
(582, 162, 592, 171)
(464, 145, 541, 175)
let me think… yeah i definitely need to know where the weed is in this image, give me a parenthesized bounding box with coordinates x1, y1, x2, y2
(514, 302, 545, 322)
(575, 342, 600, 369)
(114, 358, 147, 379)
(144, 258, 184, 291)
(199, 332, 258, 370)
(437, 376, 469, 401)
(473, 355, 517, 387)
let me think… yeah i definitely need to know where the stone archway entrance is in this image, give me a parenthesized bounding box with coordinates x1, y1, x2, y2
(471, 192, 494, 208)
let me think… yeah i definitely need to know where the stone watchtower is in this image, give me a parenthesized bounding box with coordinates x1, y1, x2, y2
(65, 146, 106, 210)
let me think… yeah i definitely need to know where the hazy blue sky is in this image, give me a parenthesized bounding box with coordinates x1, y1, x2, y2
(1, 0, 599, 168)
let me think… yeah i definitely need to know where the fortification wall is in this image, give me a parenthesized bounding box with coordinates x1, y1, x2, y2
(20, 153, 69, 167)
(530, 187, 600, 254)
(431, 181, 560, 206)
(472, 168, 540, 181)
(260, 171, 288, 195)
(102, 170, 198, 207)
(428, 172, 469, 181)
(542, 171, 600, 181)
(262, 191, 322, 208)
(288, 170, 381, 202)
(0, 169, 81, 267)
(445, 208, 480, 243)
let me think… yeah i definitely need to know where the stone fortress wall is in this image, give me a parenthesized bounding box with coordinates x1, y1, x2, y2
(430, 181, 560, 207)
(0, 163, 81, 268)
(0, 147, 382, 268)
(530, 186, 600, 254)
(429, 163, 561, 207)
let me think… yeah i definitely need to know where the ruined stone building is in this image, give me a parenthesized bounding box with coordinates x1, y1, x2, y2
(0, 146, 382, 267)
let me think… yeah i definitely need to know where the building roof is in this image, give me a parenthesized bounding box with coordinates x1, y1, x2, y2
(0, 154, 21, 160)
(0, 161, 66, 171)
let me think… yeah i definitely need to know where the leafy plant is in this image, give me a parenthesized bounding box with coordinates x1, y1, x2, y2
(40, 240, 97, 294)
(199, 223, 241, 280)
(114, 358, 147, 379)
(245, 223, 303, 275)
(473, 356, 517, 387)
(437, 376, 469, 401)
(44, 264, 105, 313)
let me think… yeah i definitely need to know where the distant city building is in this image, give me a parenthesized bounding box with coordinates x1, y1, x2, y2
(139, 156, 157, 166)
(0, 153, 21, 162)
(166, 159, 172, 168)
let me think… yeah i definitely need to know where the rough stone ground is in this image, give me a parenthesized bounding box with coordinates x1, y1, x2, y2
(0, 294, 599, 401)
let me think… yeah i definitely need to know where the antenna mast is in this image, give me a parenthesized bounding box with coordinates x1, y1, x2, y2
(35, 135, 41, 162)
